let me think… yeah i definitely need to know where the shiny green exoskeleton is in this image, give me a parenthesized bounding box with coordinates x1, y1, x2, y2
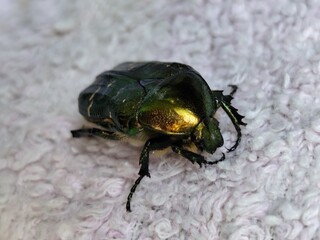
(71, 61, 246, 212)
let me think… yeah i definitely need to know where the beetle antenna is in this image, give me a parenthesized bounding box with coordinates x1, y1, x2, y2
(126, 175, 145, 212)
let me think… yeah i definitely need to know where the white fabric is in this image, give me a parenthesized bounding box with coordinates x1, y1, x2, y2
(1, 0, 320, 239)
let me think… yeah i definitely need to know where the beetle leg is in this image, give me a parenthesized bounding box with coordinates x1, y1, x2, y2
(208, 152, 225, 164)
(171, 145, 226, 167)
(126, 137, 172, 212)
(126, 175, 145, 212)
(211, 85, 237, 100)
(171, 145, 204, 167)
(219, 102, 246, 152)
(226, 115, 245, 152)
(71, 128, 121, 140)
(211, 89, 246, 152)
(228, 84, 238, 97)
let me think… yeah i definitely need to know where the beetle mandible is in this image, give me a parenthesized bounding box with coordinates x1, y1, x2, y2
(71, 61, 246, 212)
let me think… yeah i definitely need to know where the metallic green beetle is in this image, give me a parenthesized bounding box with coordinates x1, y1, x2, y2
(71, 61, 246, 211)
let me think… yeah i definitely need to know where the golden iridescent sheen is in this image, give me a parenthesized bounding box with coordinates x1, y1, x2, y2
(138, 100, 200, 134)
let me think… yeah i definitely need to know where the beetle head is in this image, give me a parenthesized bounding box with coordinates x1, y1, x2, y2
(192, 117, 223, 154)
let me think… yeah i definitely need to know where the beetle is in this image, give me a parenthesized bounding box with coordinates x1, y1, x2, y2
(71, 61, 246, 212)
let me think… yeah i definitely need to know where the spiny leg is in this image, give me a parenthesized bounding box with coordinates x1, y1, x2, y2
(211, 87, 246, 152)
(220, 102, 246, 152)
(211, 85, 237, 108)
(171, 145, 226, 167)
(126, 136, 172, 212)
(126, 175, 145, 212)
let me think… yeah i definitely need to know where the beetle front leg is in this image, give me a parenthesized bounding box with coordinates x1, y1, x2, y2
(211, 89, 246, 152)
(171, 145, 225, 167)
(219, 102, 246, 152)
(126, 137, 172, 212)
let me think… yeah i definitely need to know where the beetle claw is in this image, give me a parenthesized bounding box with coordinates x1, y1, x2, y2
(227, 147, 235, 152)
(227, 84, 238, 97)
(227, 141, 240, 153)
(205, 152, 226, 165)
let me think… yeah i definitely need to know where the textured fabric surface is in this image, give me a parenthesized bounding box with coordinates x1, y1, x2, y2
(1, 1, 320, 239)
